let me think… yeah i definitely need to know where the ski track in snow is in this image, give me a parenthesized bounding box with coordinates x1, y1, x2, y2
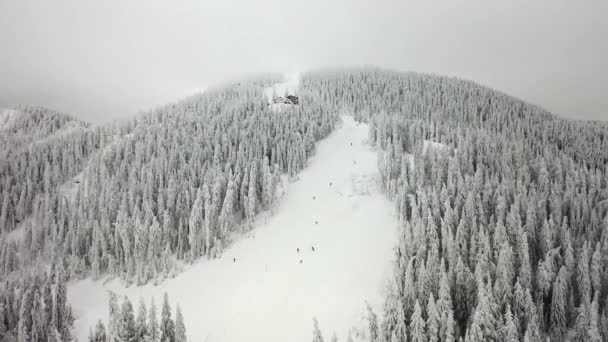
(68, 115, 398, 342)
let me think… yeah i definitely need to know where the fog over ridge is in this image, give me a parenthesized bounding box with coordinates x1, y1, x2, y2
(1, 0, 606, 122)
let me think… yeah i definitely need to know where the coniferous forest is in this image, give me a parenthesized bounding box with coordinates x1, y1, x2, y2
(1, 68, 608, 341)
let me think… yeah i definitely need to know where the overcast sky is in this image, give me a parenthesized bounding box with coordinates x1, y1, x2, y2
(1, 0, 607, 123)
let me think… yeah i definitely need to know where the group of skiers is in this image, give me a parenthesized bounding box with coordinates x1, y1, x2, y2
(297, 245, 316, 263)
(233, 180, 332, 265)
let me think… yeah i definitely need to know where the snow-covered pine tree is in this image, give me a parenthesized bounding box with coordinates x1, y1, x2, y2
(160, 293, 175, 342)
(312, 318, 324, 342)
(409, 300, 426, 342)
(148, 297, 160, 342)
(426, 294, 440, 342)
(136, 298, 149, 341)
(117, 297, 136, 342)
(501, 305, 518, 342)
(366, 304, 379, 342)
(108, 292, 120, 341)
(550, 266, 569, 340)
(175, 305, 187, 342)
(188, 188, 205, 261)
(88, 320, 107, 342)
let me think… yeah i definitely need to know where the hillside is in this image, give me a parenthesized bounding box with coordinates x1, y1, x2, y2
(1, 69, 608, 342)
(69, 116, 398, 342)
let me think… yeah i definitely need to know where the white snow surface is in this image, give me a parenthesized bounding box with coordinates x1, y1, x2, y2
(0, 108, 18, 130)
(68, 116, 398, 342)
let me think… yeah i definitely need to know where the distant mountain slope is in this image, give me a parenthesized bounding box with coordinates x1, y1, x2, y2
(0, 105, 104, 239)
(0, 106, 89, 144)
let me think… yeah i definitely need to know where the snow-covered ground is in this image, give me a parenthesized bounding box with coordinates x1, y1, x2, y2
(68, 116, 398, 342)
(5, 219, 27, 242)
(422, 140, 449, 154)
(0, 108, 18, 130)
(59, 172, 84, 204)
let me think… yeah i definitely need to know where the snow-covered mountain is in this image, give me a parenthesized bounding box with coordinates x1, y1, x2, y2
(1, 68, 608, 342)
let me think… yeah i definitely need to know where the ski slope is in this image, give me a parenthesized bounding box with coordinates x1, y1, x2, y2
(68, 115, 398, 342)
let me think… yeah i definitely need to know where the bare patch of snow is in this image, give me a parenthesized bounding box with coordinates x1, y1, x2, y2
(422, 140, 449, 155)
(68, 116, 398, 342)
(5, 219, 27, 243)
(0, 108, 18, 131)
(59, 172, 84, 203)
(4, 217, 38, 247)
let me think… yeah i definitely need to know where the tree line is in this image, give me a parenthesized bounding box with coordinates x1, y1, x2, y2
(88, 292, 186, 342)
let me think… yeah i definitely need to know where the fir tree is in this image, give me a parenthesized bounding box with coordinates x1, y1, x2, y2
(175, 305, 187, 342)
(136, 298, 148, 341)
(313, 318, 324, 342)
(366, 304, 379, 342)
(117, 297, 136, 342)
(160, 293, 175, 342)
(426, 294, 440, 342)
(409, 301, 426, 342)
(148, 297, 160, 342)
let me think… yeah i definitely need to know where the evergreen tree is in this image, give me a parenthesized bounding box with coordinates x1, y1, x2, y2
(175, 305, 187, 342)
(148, 297, 160, 342)
(590, 243, 603, 295)
(117, 297, 136, 342)
(366, 304, 379, 342)
(381, 289, 399, 342)
(108, 292, 120, 342)
(188, 189, 205, 261)
(501, 306, 518, 342)
(17, 288, 33, 342)
(160, 293, 175, 342)
(550, 266, 569, 340)
(426, 294, 440, 342)
(576, 243, 592, 304)
(394, 299, 408, 342)
(91, 320, 107, 342)
(312, 318, 324, 342)
(136, 298, 149, 341)
(443, 311, 455, 342)
(575, 300, 591, 341)
(588, 292, 601, 342)
(409, 301, 426, 342)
